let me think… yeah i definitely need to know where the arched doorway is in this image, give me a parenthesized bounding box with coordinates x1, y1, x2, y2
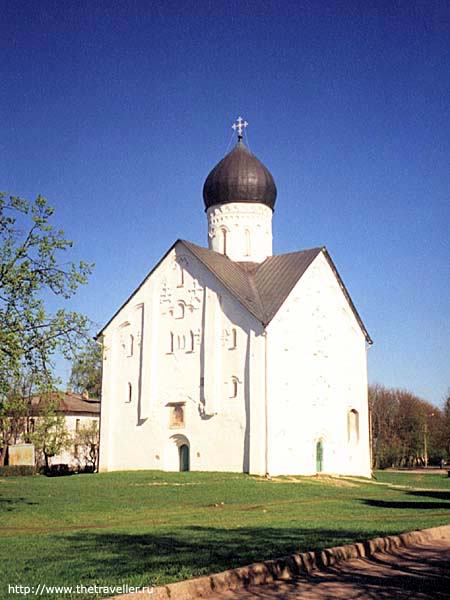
(166, 434, 190, 472)
(316, 440, 324, 473)
(179, 444, 190, 472)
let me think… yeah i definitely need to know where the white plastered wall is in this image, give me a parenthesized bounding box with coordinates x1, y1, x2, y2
(207, 203, 273, 263)
(266, 251, 371, 477)
(99, 242, 267, 475)
(52, 414, 99, 467)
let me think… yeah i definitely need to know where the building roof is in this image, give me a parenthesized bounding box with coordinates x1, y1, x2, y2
(30, 391, 100, 416)
(203, 140, 277, 210)
(97, 239, 372, 344)
(183, 241, 372, 342)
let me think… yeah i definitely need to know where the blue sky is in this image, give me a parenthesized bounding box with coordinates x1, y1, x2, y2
(1, 2, 449, 406)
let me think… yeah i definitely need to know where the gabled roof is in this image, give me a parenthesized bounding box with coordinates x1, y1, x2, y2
(29, 391, 100, 416)
(182, 241, 322, 327)
(97, 239, 372, 343)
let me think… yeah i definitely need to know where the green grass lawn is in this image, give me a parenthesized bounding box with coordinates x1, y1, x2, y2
(1, 470, 449, 600)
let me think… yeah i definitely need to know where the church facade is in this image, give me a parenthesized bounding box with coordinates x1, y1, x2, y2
(98, 122, 372, 477)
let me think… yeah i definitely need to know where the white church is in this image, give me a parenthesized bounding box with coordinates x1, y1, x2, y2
(98, 118, 372, 477)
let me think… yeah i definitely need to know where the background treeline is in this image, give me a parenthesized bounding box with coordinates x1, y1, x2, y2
(369, 384, 450, 469)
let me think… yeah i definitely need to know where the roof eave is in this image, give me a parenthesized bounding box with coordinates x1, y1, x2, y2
(321, 248, 373, 345)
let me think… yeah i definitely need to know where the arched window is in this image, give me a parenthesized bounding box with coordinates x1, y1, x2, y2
(127, 382, 132, 403)
(245, 229, 251, 257)
(348, 409, 359, 443)
(230, 328, 237, 350)
(168, 331, 174, 353)
(220, 228, 227, 256)
(230, 376, 239, 398)
(175, 262, 184, 287)
(170, 405, 185, 428)
(175, 302, 185, 319)
(128, 334, 134, 357)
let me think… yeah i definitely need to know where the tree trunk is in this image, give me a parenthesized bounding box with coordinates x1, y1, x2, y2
(0, 446, 7, 466)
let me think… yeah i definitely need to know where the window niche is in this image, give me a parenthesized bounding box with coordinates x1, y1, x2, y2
(167, 331, 174, 353)
(127, 334, 134, 357)
(177, 335, 186, 351)
(230, 328, 237, 350)
(175, 302, 185, 320)
(347, 409, 359, 443)
(126, 382, 133, 404)
(174, 262, 184, 288)
(188, 330, 195, 353)
(174, 256, 189, 288)
(169, 404, 185, 429)
(220, 228, 228, 256)
(245, 229, 251, 257)
(229, 376, 239, 398)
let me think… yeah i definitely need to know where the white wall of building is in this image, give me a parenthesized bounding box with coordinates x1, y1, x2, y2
(266, 251, 371, 477)
(52, 414, 99, 468)
(99, 243, 371, 478)
(99, 243, 267, 475)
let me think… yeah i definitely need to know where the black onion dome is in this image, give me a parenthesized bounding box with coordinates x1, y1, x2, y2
(203, 140, 277, 210)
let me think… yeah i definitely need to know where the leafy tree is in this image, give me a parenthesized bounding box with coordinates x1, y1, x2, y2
(75, 420, 99, 470)
(69, 338, 103, 399)
(443, 391, 450, 459)
(0, 192, 93, 463)
(29, 395, 72, 470)
(369, 384, 446, 468)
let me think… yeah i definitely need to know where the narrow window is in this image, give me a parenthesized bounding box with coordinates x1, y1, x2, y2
(75, 418, 81, 433)
(220, 228, 227, 256)
(189, 330, 195, 352)
(230, 328, 237, 350)
(74, 444, 79, 458)
(245, 229, 251, 256)
(127, 382, 132, 404)
(177, 335, 186, 351)
(348, 409, 359, 443)
(230, 376, 239, 398)
(128, 334, 134, 357)
(176, 262, 184, 287)
(168, 331, 174, 353)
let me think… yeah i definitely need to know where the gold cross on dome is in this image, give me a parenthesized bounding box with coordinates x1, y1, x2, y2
(232, 116, 248, 139)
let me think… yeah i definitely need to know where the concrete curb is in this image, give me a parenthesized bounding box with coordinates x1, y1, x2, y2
(107, 524, 450, 600)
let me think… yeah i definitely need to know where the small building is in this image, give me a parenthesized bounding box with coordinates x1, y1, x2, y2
(28, 390, 100, 470)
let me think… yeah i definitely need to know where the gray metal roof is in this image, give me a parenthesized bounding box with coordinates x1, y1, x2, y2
(183, 241, 322, 327)
(97, 239, 372, 344)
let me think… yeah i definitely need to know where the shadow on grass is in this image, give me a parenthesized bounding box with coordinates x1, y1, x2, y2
(57, 526, 386, 585)
(0, 496, 38, 511)
(361, 489, 450, 511)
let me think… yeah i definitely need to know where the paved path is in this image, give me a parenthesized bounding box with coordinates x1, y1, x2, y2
(208, 538, 450, 599)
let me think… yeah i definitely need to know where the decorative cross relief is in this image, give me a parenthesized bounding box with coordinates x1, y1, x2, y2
(187, 279, 202, 307)
(159, 280, 173, 305)
(232, 116, 248, 139)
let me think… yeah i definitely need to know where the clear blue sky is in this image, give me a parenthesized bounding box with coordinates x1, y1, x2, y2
(1, 2, 449, 406)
